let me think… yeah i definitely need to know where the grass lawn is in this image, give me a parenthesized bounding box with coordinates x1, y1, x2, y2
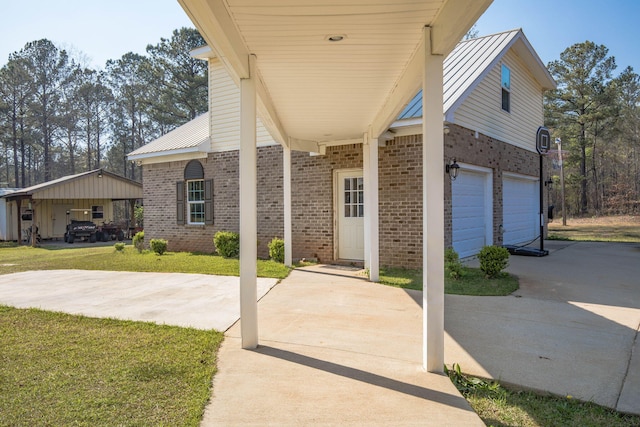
(379, 265, 518, 296)
(0, 244, 290, 279)
(548, 215, 640, 242)
(0, 305, 223, 426)
(447, 366, 640, 427)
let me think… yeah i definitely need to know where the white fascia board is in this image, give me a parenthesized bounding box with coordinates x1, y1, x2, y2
(127, 145, 208, 162)
(370, 37, 424, 139)
(178, 0, 250, 80)
(190, 45, 216, 60)
(431, 0, 494, 55)
(134, 151, 209, 165)
(256, 69, 289, 147)
(390, 116, 451, 138)
(512, 36, 556, 90)
(289, 138, 320, 153)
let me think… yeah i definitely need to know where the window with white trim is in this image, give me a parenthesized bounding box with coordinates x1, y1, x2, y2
(177, 160, 213, 226)
(501, 64, 511, 113)
(187, 180, 205, 224)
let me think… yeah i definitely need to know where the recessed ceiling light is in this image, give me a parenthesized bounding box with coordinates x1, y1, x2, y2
(326, 35, 345, 42)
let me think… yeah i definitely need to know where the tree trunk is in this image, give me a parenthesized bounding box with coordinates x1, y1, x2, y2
(580, 124, 588, 215)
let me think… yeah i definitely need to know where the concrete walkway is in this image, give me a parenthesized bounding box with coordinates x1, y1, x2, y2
(201, 265, 483, 426)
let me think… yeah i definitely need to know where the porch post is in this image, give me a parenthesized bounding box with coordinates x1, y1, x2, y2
(422, 26, 445, 373)
(240, 54, 258, 349)
(283, 144, 292, 267)
(369, 137, 380, 282)
(363, 136, 371, 270)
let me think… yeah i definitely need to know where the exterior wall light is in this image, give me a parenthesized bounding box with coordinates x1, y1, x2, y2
(446, 159, 460, 181)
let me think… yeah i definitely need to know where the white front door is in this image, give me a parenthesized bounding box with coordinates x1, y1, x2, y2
(336, 170, 364, 260)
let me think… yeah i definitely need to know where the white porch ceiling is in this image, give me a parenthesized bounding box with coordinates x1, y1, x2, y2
(178, 0, 493, 146)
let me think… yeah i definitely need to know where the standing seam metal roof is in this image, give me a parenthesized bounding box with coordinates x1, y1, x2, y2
(398, 29, 551, 120)
(128, 113, 209, 157)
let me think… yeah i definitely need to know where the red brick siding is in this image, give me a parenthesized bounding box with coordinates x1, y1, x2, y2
(142, 145, 283, 257)
(290, 144, 362, 263)
(142, 125, 542, 268)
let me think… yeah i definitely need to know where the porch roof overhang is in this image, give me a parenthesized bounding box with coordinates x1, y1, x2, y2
(178, 0, 493, 148)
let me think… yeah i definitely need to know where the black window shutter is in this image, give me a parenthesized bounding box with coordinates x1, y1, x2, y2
(176, 181, 185, 225)
(204, 179, 214, 225)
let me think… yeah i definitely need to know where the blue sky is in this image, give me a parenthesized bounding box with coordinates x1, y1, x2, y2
(2, 0, 639, 74)
(476, 0, 640, 73)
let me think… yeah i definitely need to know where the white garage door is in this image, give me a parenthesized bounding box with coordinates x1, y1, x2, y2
(503, 175, 539, 245)
(452, 167, 492, 258)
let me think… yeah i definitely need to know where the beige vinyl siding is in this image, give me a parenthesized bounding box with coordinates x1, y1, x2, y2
(31, 174, 142, 200)
(209, 59, 278, 152)
(454, 50, 544, 152)
(27, 199, 114, 239)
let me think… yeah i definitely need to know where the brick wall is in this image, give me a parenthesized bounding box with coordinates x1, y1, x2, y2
(142, 125, 542, 268)
(290, 144, 362, 263)
(142, 145, 283, 257)
(377, 124, 542, 268)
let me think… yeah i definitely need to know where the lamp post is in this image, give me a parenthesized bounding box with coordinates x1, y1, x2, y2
(555, 138, 567, 226)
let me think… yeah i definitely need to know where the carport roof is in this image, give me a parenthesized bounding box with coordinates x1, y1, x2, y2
(178, 0, 493, 146)
(2, 169, 142, 201)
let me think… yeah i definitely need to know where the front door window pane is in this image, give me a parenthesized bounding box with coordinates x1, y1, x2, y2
(344, 177, 364, 218)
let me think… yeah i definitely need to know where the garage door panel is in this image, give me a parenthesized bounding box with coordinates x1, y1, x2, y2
(503, 176, 538, 245)
(452, 169, 492, 258)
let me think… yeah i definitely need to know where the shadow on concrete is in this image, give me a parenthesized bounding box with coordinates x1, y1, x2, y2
(254, 345, 473, 411)
(419, 241, 640, 413)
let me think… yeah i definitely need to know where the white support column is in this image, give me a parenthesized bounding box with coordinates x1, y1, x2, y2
(363, 135, 371, 270)
(240, 54, 258, 349)
(422, 27, 445, 373)
(283, 144, 292, 267)
(369, 137, 380, 282)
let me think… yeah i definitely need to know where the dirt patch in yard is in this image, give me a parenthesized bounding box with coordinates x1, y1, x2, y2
(548, 215, 640, 242)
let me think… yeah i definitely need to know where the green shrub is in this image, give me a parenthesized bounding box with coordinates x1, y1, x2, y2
(134, 204, 144, 228)
(132, 231, 145, 253)
(445, 247, 464, 279)
(114, 242, 126, 252)
(213, 231, 240, 258)
(268, 237, 285, 263)
(478, 245, 510, 278)
(150, 239, 168, 255)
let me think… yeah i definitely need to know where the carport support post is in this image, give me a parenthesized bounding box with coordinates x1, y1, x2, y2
(368, 135, 379, 282)
(363, 139, 371, 270)
(283, 144, 292, 267)
(239, 54, 258, 349)
(422, 26, 445, 373)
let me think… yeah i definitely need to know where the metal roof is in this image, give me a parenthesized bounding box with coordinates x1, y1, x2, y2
(397, 29, 556, 120)
(128, 113, 209, 159)
(2, 169, 141, 200)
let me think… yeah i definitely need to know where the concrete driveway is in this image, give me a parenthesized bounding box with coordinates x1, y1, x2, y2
(1, 240, 638, 420)
(446, 241, 640, 414)
(0, 270, 278, 331)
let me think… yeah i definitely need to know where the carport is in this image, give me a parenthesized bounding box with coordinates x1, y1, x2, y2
(2, 169, 142, 245)
(178, 0, 493, 372)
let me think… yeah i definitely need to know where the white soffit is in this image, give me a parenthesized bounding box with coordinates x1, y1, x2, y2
(178, 0, 493, 144)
